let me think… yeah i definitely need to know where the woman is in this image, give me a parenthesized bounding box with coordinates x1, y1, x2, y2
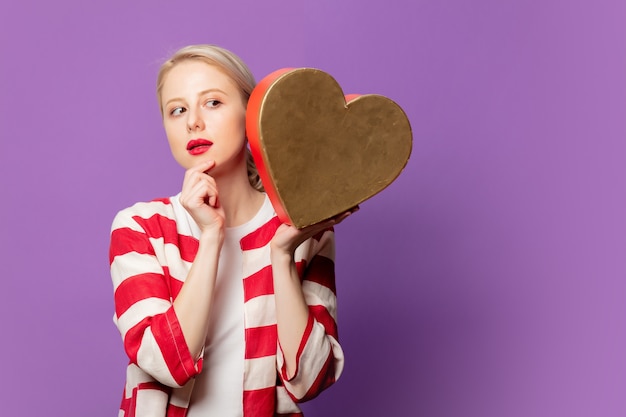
(109, 44, 353, 416)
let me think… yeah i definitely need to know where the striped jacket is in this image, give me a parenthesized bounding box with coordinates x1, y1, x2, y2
(109, 196, 344, 417)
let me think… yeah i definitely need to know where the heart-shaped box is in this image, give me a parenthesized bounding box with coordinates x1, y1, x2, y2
(246, 68, 412, 228)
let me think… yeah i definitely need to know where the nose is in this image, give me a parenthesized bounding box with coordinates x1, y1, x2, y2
(186, 108, 205, 132)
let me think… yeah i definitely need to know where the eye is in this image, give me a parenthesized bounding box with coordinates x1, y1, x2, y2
(170, 107, 186, 116)
(204, 99, 221, 108)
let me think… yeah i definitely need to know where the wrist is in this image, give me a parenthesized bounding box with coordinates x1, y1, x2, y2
(199, 227, 224, 248)
(270, 246, 294, 265)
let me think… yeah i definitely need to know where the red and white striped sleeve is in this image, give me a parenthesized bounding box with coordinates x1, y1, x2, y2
(109, 201, 202, 388)
(277, 227, 345, 402)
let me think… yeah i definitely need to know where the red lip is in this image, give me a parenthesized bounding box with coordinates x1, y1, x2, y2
(187, 139, 213, 155)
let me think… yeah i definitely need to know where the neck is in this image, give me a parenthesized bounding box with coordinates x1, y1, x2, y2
(214, 167, 265, 228)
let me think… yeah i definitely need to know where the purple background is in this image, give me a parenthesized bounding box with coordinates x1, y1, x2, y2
(1, 1, 624, 416)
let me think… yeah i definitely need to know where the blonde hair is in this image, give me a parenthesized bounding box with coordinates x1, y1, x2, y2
(157, 44, 263, 191)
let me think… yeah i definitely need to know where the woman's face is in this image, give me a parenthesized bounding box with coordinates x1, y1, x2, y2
(160, 60, 247, 174)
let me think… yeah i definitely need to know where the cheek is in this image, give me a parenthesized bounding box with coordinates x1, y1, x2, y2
(163, 125, 175, 143)
(163, 119, 183, 139)
(163, 127, 184, 154)
(228, 110, 246, 135)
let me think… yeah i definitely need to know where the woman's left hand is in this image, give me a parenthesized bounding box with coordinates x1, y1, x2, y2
(270, 207, 358, 378)
(270, 207, 359, 257)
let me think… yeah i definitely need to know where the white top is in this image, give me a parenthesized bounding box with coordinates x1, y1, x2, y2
(185, 194, 274, 417)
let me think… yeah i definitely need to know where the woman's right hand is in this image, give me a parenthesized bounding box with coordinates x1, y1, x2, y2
(179, 160, 225, 238)
(174, 160, 225, 359)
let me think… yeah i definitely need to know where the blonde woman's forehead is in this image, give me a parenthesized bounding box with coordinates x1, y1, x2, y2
(160, 61, 240, 100)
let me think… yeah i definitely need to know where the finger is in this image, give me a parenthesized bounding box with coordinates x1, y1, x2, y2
(207, 193, 219, 208)
(183, 160, 214, 183)
(183, 168, 217, 198)
(182, 160, 215, 188)
(192, 159, 215, 173)
(331, 206, 359, 225)
(299, 208, 356, 236)
(188, 179, 219, 206)
(296, 220, 334, 241)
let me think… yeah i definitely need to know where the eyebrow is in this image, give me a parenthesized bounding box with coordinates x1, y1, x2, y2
(163, 88, 229, 108)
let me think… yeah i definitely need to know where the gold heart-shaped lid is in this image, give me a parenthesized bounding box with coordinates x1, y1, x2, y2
(247, 68, 412, 228)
